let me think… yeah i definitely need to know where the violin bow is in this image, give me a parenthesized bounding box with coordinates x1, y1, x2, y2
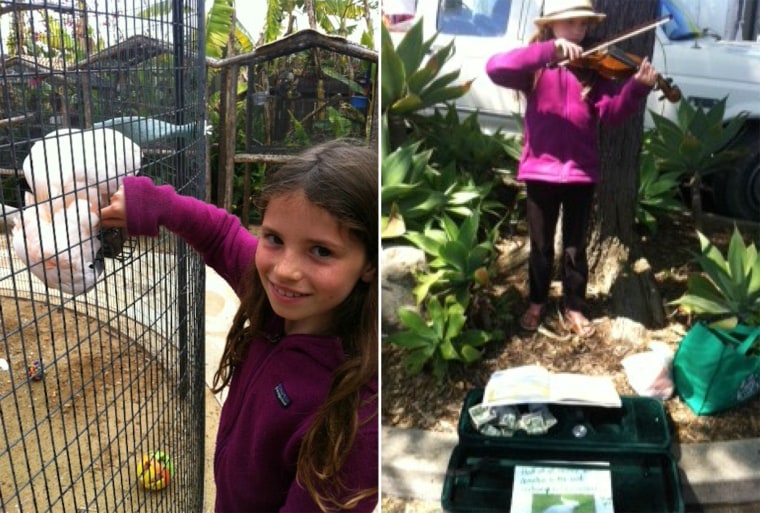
(555, 15, 673, 67)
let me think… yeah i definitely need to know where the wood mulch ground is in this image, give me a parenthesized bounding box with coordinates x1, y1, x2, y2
(382, 211, 760, 446)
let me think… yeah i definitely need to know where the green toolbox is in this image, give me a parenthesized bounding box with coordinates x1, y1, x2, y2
(442, 388, 684, 513)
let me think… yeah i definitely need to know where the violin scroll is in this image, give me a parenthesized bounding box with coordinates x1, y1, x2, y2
(655, 76, 682, 103)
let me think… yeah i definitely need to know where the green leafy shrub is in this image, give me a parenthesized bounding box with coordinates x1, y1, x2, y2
(381, 18, 516, 382)
(404, 212, 498, 305)
(415, 105, 521, 176)
(381, 18, 472, 149)
(671, 227, 760, 326)
(381, 115, 498, 238)
(636, 148, 684, 234)
(381, 123, 446, 238)
(388, 295, 498, 383)
(647, 98, 749, 215)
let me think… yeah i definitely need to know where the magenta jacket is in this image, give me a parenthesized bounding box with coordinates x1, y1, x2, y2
(486, 40, 651, 184)
(121, 176, 379, 512)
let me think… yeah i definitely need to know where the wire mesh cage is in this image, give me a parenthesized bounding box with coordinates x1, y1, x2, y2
(232, 30, 377, 155)
(206, 29, 378, 225)
(0, 1, 207, 512)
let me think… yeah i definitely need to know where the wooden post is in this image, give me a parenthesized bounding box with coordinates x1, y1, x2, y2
(217, 63, 237, 211)
(217, 12, 238, 212)
(76, 0, 92, 127)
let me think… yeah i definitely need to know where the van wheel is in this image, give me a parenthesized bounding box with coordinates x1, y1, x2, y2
(744, 162, 760, 222)
(710, 129, 760, 221)
(737, 130, 760, 222)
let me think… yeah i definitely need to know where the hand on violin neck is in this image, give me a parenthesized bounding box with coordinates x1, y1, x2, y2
(633, 57, 657, 88)
(553, 38, 583, 61)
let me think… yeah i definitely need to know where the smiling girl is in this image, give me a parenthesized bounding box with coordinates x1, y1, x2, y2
(101, 140, 378, 512)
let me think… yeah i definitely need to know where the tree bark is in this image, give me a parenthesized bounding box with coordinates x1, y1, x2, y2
(586, 0, 665, 328)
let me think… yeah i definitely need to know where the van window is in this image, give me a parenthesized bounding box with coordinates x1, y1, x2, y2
(438, 0, 511, 37)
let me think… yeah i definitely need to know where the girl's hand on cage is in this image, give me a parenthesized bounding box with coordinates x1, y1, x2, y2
(101, 186, 127, 228)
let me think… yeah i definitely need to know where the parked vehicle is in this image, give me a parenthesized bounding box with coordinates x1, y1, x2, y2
(390, 0, 760, 220)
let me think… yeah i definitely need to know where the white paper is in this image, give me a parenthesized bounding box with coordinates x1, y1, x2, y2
(511, 464, 615, 513)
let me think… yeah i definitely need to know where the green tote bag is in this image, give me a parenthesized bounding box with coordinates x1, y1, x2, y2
(673, 321, 760, 416)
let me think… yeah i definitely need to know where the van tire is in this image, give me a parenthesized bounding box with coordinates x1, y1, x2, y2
(710, 128, 760, 221)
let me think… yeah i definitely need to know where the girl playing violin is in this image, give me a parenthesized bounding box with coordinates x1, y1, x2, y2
(486, 0, 657, 338)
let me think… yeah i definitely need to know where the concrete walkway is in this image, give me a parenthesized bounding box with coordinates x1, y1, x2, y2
(204, 268, 760, 511)
(381, 426, 760, 511)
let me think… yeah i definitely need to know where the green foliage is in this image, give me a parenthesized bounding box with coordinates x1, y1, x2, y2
(381, 116, 501, 238)
(635, 147, 684, 233)
(205, 0, 255, 58)
(404, 213, 498, 306)
(382, 125, 506, 380)
(315, 0, 376, 44)
(415, 105, 521, 177)
(381, 19, 472, 121)
(380, 19, 519, 383)
(41, 14, 77, 61)
(381, 135, 446, 237)
(648, 98, 749, 179)
(260, 0, 377, 48)
(671, 227, 760, 326)
(388, 295, 498, 383)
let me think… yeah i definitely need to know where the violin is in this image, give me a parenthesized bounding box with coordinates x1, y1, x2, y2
(568, 45, 682, 103)
(552, 15, 682, 103)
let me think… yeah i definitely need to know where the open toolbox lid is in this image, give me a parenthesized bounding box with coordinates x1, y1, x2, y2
(458, 388, 673, 453)
(444, 388, 684, 513)
(442, 443, 684, 513)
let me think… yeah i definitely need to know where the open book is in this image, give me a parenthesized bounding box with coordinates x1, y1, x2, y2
(482, 365, 622, 408)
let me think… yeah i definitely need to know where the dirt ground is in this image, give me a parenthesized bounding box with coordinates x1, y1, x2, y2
(0, 296, 205, 513)
(381, 211, 760, 511)
(382, 211, 760, 445)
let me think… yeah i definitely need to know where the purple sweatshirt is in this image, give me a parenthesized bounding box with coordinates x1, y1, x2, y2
(486, 40, 651, 184)
(121, 176, 379, 512)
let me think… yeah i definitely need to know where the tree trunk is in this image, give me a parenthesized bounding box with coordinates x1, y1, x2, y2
(586, 0, 665, 328)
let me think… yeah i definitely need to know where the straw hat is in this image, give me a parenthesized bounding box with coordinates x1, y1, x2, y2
(535, 0, 606, 26)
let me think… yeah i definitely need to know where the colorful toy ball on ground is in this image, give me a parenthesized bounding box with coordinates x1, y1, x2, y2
(137, 450, 174, 490)
(27, 360, 43, 381)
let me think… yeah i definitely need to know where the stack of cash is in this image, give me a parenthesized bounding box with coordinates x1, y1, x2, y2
(468, 402, 557, 437)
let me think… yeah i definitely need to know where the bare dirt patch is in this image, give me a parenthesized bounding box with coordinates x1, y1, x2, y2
(0, 296, 195, 512)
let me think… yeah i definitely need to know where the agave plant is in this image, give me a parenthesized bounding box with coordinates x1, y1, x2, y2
(388, 294, 497, 383)
(636, 150, 684, 233)
(647, 98, 749, 222)
(381, 114, 446, 238)
(404, 212, 498, 306)
(381, 114, 500, 238)
(671, 227, 760, 326)
(381, 18, 473, 148)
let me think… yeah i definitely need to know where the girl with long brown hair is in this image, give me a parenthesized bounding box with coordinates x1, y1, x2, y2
(101, 139, 378, 512)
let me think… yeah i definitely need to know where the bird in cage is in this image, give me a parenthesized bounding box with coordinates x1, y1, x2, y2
(12, 127, 141, 296)
(92, 115, 212, 145)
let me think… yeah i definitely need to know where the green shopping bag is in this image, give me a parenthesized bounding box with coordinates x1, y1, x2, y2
(673, 321, 760, 415)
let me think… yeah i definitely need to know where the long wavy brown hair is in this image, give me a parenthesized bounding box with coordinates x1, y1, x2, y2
(212, 139, 378, 511)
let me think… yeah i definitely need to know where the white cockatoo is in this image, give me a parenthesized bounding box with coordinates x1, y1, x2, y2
(12, 127, 141, 295)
